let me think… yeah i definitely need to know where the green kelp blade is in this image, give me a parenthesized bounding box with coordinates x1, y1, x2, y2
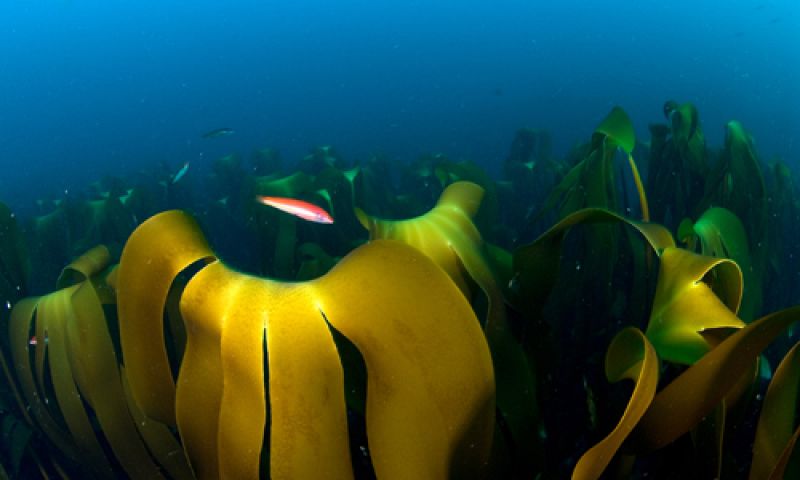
(645, 247, 744, 365)
(454, 245, 542, 475)
(533, 159, 586, 221)
(677, 218, 696, 247)
(254, 171, 315, 198)
(631, 306, 800, 453)
(673, 102, 706, 170)
(592, 106, 636, 155)
(750, 341, 800, 480)
(511, 208, 674, 317)
(693, 207, 761, 321)
(591, 106, 651, 222)
(573, 328, 658, 480)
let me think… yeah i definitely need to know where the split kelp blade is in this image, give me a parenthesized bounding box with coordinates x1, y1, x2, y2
(117, 210, 495, 479)
(8, 245, 191, 478)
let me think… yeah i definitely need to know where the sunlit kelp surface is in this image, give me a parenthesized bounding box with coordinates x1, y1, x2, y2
(1, 103, 799, 478)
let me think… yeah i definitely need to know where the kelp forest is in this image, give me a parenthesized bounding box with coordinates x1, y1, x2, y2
(0, 102, 798, 479)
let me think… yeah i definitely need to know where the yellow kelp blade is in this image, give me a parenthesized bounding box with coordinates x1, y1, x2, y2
(69, 278, 172, 478)
(632, 306, 800, 453)
(121, 367, 195, 480)
(355, 181, 484, 298)
(573, 328, 658, 480)
(8, 245, 176, 478)
(358, 181, 538, 473)
(118, 210, 495, 479)
(319, 240, 495, 479)
(116, 210, 215, 425)
(9, 296, 79, 462)
(627, 154, 650, 222)
(175, 259, 353, 480)
(645, 247, 744, 365)
(9, 251, 114, 476)
(750, 341, 800, 479)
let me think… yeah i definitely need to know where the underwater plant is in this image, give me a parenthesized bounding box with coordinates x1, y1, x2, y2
(1, 100, 798, 479)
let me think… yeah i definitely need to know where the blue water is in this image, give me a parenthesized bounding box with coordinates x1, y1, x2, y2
(1, 0, 797, 214)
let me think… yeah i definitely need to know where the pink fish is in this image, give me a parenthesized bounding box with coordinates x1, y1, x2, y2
(256, 196, 334, 224)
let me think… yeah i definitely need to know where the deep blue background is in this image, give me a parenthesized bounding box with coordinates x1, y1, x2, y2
(0, 0, 797, 212)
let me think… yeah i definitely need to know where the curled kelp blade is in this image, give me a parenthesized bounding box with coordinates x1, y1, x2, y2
(356, 181, 485, 297)
(511, 207, 674, 317)
(9, 296, 79, 461)
(358, 181, 542, 473)
(692, 207, 762, 321)
(118, 210, 495, 479)
(317, 240, 495, 479)
(7, 245, 182, 478)
(573, 327, 658, 480)
(68, 276, 168, 478)
(9, 248, 116, 476)
(644, 247, 744, 365)
(592, 106, 636, 156)
(631, 306, 800, 453)
(750, 341, 800, 479)
(116, 210, 215, 425)
(536, 106, 644, 223)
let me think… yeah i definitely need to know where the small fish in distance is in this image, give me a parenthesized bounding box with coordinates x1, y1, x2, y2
(256, 196, 334, 224)
(171, 161, 190, 184)
(201, 128, 235, 139)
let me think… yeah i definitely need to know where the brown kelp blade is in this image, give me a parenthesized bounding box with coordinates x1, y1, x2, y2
(573, 327, 658, 480)
(631, 306, 800, 453)
(8, 245, 185, 478)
